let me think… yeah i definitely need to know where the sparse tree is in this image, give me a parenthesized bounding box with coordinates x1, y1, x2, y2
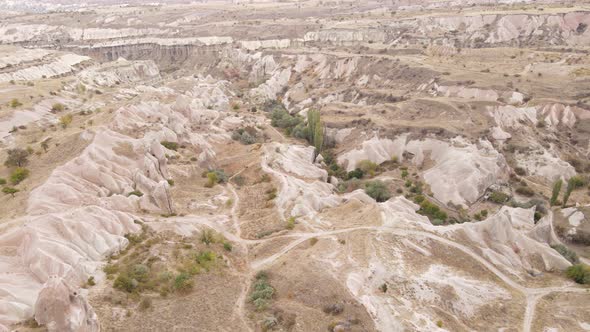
(563, 176, 586, 207)
(59, 114, 73, 129)
(550, 179, 562, 206)
(306, 109, 324, 157)
(51, 103, 65, 112)
(9, 99, 22, 108)
(205, 172, 218, 188)
(4, 148, 29, 167)
(364, 180, 391, 202)
(10, 167, 29, 185)
(2, 187, 19, 197)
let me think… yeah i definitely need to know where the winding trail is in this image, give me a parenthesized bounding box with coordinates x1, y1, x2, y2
(167, 119, 587, 332)
(249, 225, 587, 332)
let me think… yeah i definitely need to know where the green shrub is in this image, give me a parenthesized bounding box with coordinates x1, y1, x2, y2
(291, 122, 309, 140)
(270, 107, 302, 131)
(103, 264, 119, 275)
(173, 273, 193, 292)
(250, 272, 274, 311)
(357, 160, 378, 177)
(128, 190, 143, 197)
(1, 187, 18, 196)
(204, 169, 227, 188)
(129, 264, 149, 282)
(59, 114, 73, 128)
(160, 141, 179, 151)
(286, 217, 296, 230)
(205, 172, 218, 188)
(201, 229, 216, 245)
(51, 103, 65, 112)
(223, 242, 233, 251)
(9, 99, 22, 108)
(431, 219, 445, 226)
(551, 244, 579, 264)
(87, 276, 96, 287)
(565, 264, 590, 284)
(416, 198, 447, 222)
(346, 168, 364, 180)
(231, 127, 258, 145)
(262, 316, 279, 330)
(195, 251, 216, 270)
(489, 191, 509, 204)
(0, 178, 6, 185)
(114, 274, 136, 292)
(4, 148, 29, 167)
(473, 209, 488, 221)
(414, 195, 426, 204)
(10, 167, 29, 185)
(364, 181, 391, 202)
(401, 169, 409, 178)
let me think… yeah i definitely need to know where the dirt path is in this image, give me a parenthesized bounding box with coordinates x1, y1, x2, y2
(159, 122, 585, 331)
(226, 181, 254, 332)
(248, 223, 587, 332)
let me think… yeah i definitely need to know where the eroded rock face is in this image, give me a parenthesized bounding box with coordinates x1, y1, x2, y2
(34, 276, 99, 332)
(404, 11, 590, 46)
(0, 78, 232, 327)
(458, 207, 571, 274)
(0, 53, 91, 83)
(338, 135, 509, 207)
(262, 143, 342, 223)
(77, 58, 161, 88)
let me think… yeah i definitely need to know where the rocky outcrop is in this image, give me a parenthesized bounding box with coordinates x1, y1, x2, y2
(249, 55, 277, 83)
(338, 135, 509, 207)
(304, 29, 386, 45)
(434, 84, 525, 105)
(490, 105, 538, 129)
(390, 11, 590, 47)
(262, 143, 342, 223)
(0, 53, 91, 82)
(515, 145, 576, 182)
(458, 207, 571, 274)
(249, 68, 291, 102)
(77, 58, 161, 87)
(0, 46, 51, 69)
(0, 24, 168, 44)
(239, 39, 290, 51)
(0, 78, 232, 328)
(34, 276, 99, 332)
(538, 103, 585, 128)
(0, 97, 78, 145)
